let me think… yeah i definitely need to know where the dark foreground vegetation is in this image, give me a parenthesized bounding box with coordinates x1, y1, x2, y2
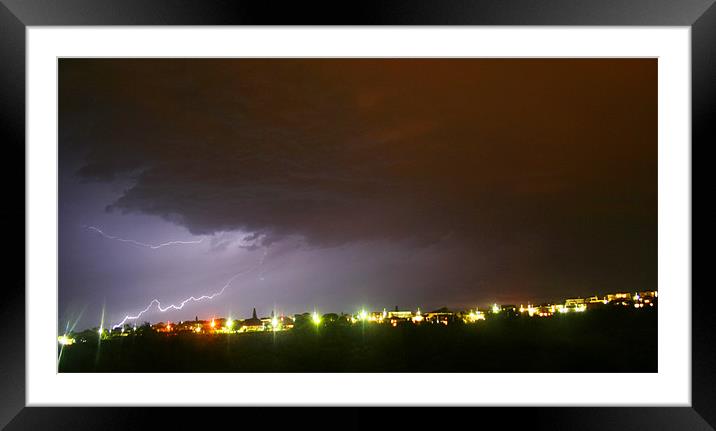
(59, 308, 656, 372)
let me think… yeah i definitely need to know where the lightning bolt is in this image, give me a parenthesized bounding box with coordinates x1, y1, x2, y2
(86, 226, 204, 249)
(111, 247, 270, 329)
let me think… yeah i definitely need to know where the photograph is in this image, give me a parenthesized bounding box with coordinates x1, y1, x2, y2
(57, 57, 658, 373)
(1, 0, 709, 424)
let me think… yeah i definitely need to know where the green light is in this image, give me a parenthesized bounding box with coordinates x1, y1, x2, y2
(312, 311, 321, 325)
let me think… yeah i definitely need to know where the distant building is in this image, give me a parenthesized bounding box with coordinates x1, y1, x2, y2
(387, 306, 413, 319)
(634, 290, 658, 308)
(462, 309, 485, 322)
(606, 293, 631, 302)
(586, 296, 605, 303)
(638, 290, 658, 299)
(175, 320, 204, 332)
(425, 307, 455, 325)
(563, 298, 587, 312)
(565, 298, 585, 306)
(209, 318, 226, 332)
(153, 321, 174, 333)
(369, 311, 386, 322)
(240, 308, 265, 332)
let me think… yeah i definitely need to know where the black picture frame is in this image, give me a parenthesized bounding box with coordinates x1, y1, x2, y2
(0, 0, 710, 429)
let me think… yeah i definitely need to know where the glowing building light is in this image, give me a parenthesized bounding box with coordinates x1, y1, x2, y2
(359, 309, 368, 321)
(57, 335, 75, 346)
(492, 304, 501, 314)
(519, 305, 525, 313)
(210, 319, 216, 328)
(312, 312, 321, 325)
(271, 317, 279, 330)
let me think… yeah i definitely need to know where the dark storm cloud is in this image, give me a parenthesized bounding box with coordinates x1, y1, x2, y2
(59, 59, 656, 295)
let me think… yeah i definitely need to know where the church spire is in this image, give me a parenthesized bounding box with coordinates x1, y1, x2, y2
(252, 308, 257, 319)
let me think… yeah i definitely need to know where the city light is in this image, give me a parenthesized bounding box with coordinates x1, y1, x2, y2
(57, 335, 75, 345)
(59, 290, 656, 344)
(359, 309, 368, 321)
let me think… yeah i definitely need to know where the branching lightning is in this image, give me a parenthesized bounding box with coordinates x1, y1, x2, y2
(86, 226, 204, 249)
(111, 247, 270, 329)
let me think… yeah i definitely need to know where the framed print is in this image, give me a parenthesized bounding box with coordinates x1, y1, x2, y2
(1, 0, 711, 429)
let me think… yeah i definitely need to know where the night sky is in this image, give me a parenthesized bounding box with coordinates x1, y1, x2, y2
(59, 59, 656, 330)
